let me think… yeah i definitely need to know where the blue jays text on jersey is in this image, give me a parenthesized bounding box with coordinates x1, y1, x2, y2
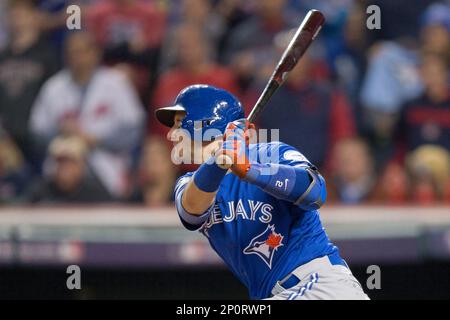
(174, 142, 339, 299)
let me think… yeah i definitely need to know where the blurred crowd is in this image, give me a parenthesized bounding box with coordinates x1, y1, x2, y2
(0, 0, 449, 207)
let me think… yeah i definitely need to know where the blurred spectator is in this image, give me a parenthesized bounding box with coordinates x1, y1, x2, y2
(358, 41, 423, 168)
(35, 0, 96, 58)
(375, 162, 409, 204)
(420, 2, 450, 62)
(257, 43, 356, 169)
(406, 145, 450, 205)
(86, 0, 166, 51)
(86, 0, 167, 102)
(130, 136, 177, 206)
(359, 2, 450, 169)
(396, 51, 450, 154)
(215, 0, 252, 60)
(370, 0, 435, 41)
(0, 0, 58, 165)
(0, 0, 8, 51)
(180, 0, 224, 45)
(287, 0, 354, 24)
(223, 0, 299, 89)
(378, 48, 449, 204)
(293, 0, 357, 75)
(29, 31, 144, 199)
(159, 0, 226, 72)
(360, 41, 423, 121)
(334, 1, 369, 118)
(27, 135, 113, 203)
(0, 125, 29, 204)
(150, 23, 239, 136)
(326, 137, 376, 204)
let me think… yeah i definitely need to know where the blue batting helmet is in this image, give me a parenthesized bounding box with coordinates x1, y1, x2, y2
(155, 84, 245, 141)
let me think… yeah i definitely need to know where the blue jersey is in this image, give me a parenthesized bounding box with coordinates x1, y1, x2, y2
(174, 142, 338, 299)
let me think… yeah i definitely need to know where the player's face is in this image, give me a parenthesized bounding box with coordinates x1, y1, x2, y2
(167, 112, 186, 143)
(167, 112, 221, 164)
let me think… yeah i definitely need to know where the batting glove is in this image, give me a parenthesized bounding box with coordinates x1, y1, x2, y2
(215, 119, 255, 178)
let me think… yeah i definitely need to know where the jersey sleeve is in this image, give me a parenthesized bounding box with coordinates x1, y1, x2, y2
(274, 142, 314, 168)
(276, 143, 327, 210)
(174, 172, 214, 231)
(247, 142, 326, 211)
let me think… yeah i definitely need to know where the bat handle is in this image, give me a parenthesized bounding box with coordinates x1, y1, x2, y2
(247, 79, 280, 123)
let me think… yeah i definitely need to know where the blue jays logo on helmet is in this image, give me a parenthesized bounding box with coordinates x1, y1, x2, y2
(243, 225, 284, 269)
(155, 84, 244, 141)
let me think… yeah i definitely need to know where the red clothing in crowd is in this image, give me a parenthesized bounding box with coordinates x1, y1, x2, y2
(398, 90, 450, 155)
(86, 0, 166, 49)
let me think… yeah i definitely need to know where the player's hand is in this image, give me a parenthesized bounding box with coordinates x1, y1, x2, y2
(215, 119, 255, 178)
(223, 118, 254, 140)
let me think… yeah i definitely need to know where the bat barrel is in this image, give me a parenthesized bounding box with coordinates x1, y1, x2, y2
(304, 10, 326, 39)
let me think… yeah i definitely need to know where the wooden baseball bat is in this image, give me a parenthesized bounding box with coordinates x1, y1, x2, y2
(247, 9, 325, 122)
(216, 10, 325, 169)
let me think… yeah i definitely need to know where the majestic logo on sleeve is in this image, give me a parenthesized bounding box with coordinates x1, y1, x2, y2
(283, 150, 308, 163)
(243, 225, 284, 269)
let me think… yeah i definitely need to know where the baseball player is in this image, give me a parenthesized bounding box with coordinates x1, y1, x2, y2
(155, 84, 369, 300)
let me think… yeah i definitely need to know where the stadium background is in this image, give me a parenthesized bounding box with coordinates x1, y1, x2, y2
(0, 0, 449, 299)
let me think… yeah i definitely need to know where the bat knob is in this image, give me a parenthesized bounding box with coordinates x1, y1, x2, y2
(215, 154, 233, 169)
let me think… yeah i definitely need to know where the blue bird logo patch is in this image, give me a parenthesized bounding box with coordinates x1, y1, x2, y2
(243, 224, 284, 268)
